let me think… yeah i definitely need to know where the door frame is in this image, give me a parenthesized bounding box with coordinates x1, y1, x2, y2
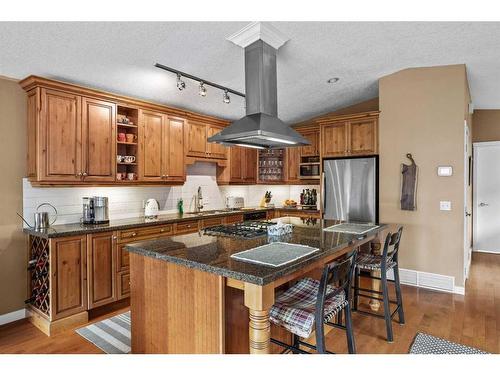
(463, 122, 471, 280)
(472, 141, 500, 255)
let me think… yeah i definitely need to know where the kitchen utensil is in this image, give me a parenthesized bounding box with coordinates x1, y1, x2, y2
(144, 199, 160, 218)
(125, 134, 137, 143)
(117, 133, 126, 142)
(17, 203, 58, 229)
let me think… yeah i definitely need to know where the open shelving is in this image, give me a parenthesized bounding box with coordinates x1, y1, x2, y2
(116, 105, 139, 182)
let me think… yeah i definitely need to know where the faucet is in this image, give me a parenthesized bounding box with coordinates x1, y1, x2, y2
(196, 186, 204, 212)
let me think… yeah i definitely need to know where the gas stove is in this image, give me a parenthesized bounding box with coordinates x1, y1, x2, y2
(204, 221, 276, 239)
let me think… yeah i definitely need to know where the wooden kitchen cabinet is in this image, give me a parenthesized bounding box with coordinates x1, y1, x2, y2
(87, 231, 117, 309)
(186, 120, 228, 159)
(299, 128, 320, 157)
(139, 110, 186, 182)
(82, 97, 116, 182)
(50, 235, 88, 320)
(320, 115, 378, 157)
(227, 146, 257, 183)
(285, 147, 300, 183)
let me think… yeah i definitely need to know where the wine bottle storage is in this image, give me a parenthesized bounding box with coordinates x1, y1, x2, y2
(27, 236, 50, 316)
(258, 148, 285, 182)
(116, 106, 139, 182)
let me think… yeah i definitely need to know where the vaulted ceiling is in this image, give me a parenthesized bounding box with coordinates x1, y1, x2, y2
(1, 22, 499, 123)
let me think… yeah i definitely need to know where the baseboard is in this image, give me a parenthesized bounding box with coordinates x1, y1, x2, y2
(397, 268, 465, 295)
(0, 308, 27, 326)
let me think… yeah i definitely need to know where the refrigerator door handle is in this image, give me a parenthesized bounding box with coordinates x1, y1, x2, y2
(321, 171, 326, 212)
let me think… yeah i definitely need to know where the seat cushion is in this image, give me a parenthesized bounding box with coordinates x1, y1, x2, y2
(269, 278, 347, 339)
(356, 252, 396, 271)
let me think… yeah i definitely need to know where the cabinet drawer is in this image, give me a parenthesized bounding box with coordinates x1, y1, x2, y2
(175, 220, 199, 234)
(224, 214, 244, 224)
(117, 272, 130, 300)
(201, 217, 224, 229)
(117, 243, 130, 272)
(117, 224, 173, 243)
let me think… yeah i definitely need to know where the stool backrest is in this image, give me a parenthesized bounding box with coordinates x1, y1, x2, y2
(315, 249, 357, 322)
(383, 226, 404, 262)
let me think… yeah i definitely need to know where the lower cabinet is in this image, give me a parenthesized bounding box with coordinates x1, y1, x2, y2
(87, 231, 117, 309)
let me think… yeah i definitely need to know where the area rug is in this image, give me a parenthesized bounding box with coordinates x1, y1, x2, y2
(409, 332, 488, 354)
(76, 311, 131, 354)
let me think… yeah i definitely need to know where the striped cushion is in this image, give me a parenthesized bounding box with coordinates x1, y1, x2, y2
(270, 278, 347, 339)
(356, 252, 396, 270)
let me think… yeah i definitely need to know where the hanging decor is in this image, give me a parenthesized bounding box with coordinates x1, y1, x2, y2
(401, 153, 418, 211)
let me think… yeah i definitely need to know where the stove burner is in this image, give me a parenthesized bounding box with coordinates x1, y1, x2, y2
(204, 221, 276, 239)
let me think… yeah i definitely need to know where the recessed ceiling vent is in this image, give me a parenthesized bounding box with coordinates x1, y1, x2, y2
(208, 22, 310, 149)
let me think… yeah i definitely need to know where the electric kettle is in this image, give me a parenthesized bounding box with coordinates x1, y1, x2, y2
(144, 199, 160, 219)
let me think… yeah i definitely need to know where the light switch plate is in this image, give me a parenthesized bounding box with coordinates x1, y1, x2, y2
(437, 166, 453, 176)
(440, 201, 452, 211)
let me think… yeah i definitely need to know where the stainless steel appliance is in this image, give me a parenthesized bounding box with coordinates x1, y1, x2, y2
(82, 196, 109, 224)
(204, 221, 275, 239)
(226, 196, 245, 210)
(243, 210, 267, 221)
(299, 162, 321, 179)
(323, 156, 378, 223)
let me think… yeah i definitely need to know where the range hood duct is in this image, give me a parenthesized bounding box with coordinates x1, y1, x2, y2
(207, 39, 310, 149)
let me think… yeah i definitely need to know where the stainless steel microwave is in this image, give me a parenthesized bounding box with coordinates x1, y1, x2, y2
(299, 162, 321, 179)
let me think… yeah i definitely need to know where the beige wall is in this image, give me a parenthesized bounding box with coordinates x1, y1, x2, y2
(379, 65, 469, 287)
(472, 110, 500, 142)
(0, 76, 27, 315)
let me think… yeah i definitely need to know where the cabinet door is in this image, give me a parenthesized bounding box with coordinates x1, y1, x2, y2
(321, 122, 348, 157)
(140, 110, 164, 181)
(81, 98, 116, 182)
(286, 147, 300, 183)
(300, 130, 320, 157)
(186, 121, 208, 157)
(164, 117, 185, 182)
(349, 118, 378, 155)
(50, 235, 87, 320)
(40, 89, 82, 181)
(87, 232, 117, 309)
(229, 147, 243, 182)
(207, 125, 227, 159)
(243, 148, 257, 183)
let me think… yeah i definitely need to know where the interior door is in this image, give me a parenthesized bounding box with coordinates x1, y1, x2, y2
(41, 88, 82, 181)
(81, 97, 116, 182)
(473, 142, 500, 253)
(140, 110, 164, 181)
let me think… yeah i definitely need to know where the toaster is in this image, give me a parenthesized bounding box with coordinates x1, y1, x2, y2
(226, 196, 244, 210)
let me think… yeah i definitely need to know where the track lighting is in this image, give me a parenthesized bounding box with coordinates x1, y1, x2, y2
(176, 74, 186, 91)
(198, 81, 207, 97)
(223, 89, 230, 104)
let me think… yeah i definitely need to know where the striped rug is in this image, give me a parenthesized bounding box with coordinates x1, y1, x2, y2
(76, 311, 131, 354)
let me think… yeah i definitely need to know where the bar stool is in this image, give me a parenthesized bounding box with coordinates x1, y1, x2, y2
(352, 227, 404, 343)
(269, 249, 357, 354)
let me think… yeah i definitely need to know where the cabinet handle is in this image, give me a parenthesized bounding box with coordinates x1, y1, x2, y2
(82, 172, 88, 177)
(112, 236, 117, 240)
(160, 228, 165, 232)
(131, 232, 137, 237)
(75, 172, 81, 178)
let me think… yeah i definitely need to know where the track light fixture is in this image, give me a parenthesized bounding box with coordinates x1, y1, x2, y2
(176, 73, 186, 91)
(155, 63, 244, 104)
(223, 89, 230, 104)
(198, 81, 207, 97)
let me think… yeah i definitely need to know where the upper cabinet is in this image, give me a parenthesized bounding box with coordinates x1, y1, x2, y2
(139, 110, 186, 183)
(285, 147, 300, 184)
(299, 128, 320, 157)
(20, 76, 225, 186)
(228, 146, 257, 184)
(319, 112, 378, 158)
(186, 121, 227, 160)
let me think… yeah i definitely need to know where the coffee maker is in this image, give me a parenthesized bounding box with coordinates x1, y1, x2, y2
(82, 197, 109, 224)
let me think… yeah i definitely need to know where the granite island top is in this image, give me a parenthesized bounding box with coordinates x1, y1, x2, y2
(126, 217, 388, 286)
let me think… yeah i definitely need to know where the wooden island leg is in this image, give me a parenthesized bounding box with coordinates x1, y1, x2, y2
(244, 282, 275, 354)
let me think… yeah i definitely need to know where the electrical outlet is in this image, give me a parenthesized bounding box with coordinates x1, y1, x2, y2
(440, 201, 451, 211)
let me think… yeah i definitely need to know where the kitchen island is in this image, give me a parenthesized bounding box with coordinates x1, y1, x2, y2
(126, 217, 388, 354)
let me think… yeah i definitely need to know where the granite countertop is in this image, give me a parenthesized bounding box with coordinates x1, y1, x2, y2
(126, 217, 388, 286)
(23, 206, 322, 239)
(23, 207, 271, 239)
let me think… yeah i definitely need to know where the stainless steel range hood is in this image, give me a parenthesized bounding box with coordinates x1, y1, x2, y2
(208, 39, 309, 149)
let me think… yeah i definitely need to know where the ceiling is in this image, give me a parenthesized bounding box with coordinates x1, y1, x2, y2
(1, 22, 499, 123)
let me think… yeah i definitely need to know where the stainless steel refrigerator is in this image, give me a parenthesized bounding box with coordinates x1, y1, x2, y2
(322, 156, 378, 223)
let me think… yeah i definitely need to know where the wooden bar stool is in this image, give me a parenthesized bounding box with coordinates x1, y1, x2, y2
(352, 227, 404, 342)
(269, 249, 357, 354)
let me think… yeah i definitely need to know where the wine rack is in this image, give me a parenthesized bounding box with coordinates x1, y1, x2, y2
(27, 236, 50, 317)
(258, 148, 285, 182)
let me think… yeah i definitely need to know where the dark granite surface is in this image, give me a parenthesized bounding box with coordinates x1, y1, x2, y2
(23, 206, 321, 239)
(126, 217, 388, 286)
(23, 208, 271, 239)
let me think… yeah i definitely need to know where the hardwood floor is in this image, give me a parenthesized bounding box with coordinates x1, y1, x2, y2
(0, 252, 499, 354)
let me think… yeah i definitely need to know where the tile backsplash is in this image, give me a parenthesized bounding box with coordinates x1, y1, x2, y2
(22, 162, 319, 226)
